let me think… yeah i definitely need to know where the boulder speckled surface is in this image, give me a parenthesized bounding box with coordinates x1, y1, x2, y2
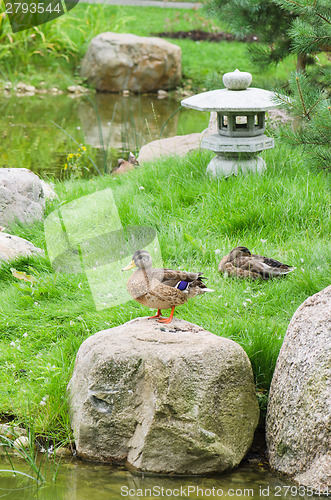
(0, 233, 43, 261)
(266, 286, 331, 490)
(80, 33, 181, 93)
(0, 168, 45, 227)
(68, 317, 259, 474)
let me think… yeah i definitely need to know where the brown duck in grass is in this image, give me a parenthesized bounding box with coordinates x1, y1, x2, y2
(218, 246, 295, 280)
(122, 249, 214, 324)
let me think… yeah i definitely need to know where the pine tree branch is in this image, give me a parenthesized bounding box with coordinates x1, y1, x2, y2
(296, 76, 310, 119)
(315, 11, 331, 25)
(274, 91, 310, 117)
(276, 0, 331, 25)
(306, 96, 327, 117)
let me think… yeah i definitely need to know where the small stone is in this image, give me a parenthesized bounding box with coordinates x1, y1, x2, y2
(180, 90, 193, 97)
(55, 446, 73, 458)
(13, 436, 30, 449)
(25, 85, 36, 93)
(157, 89, 168, 99)
(15, 82, 25, 91)
(67, 85, 86, 94)
(14, 82, 36, 93)
(0, 233, 43, 262)
(0, 424, 27, 439)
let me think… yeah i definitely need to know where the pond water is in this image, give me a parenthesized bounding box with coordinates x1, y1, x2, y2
(0, 93, 209, 179)
(0, 454, 319, 500)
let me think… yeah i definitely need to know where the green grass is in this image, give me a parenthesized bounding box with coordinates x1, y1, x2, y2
(0, 144, 330, 441)
(0, 3, 295, 91)
(175, 38, 296, 90)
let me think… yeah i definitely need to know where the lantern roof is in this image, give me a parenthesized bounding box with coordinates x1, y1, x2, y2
(181, 88, 281, 113)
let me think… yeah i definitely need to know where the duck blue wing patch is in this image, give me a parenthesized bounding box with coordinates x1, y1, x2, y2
(176, 280, 189, 291)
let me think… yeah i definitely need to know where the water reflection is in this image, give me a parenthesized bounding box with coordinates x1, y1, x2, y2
(78, 94, 179, 151)
(0, 93, 209, 178)
(0, 455, 319, 500)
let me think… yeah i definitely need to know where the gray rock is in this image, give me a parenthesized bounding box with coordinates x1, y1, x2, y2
(81, 32, 181, 93)
(266, 286, 331, 490)
(0, 424, 27, 439)
(137, 133, 203, 163)
(15, 82, 36, 93)
(0, 168, 45, 227)
(40, 179, 59, 201)
(0, 232, 43, 261)
(13, 436, 30, 449)
(55, 446, 73, 458)
(67, 85, 87, 94)
(68, 317, 259, 474)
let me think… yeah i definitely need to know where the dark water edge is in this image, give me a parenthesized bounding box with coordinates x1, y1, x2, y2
(0, 93, 209, 179)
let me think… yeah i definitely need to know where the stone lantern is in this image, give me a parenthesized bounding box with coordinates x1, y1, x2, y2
(181, 69, 280, 177)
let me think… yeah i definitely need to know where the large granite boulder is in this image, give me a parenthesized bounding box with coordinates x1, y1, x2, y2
(266, 286, 331, 490)
(0, 168, 45, 227)
(0, 232, 43, 261)
(80, 33, 181, 93)
(68, 318, 259, 474)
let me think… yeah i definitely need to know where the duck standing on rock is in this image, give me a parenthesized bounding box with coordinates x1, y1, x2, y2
(122, 249, 214, 324)
(218, 246, 295, 280)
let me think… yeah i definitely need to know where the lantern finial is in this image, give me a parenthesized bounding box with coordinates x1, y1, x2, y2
(223, 69, 252, 90)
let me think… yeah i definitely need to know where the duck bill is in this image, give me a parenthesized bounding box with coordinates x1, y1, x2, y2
(122, 260, 137, 271)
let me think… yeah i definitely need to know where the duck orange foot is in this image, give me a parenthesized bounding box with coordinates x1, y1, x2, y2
(157, 306, 175, 324)
(148, 309, 162, 319)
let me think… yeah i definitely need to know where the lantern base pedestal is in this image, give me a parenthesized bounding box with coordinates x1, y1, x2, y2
(206, 155, 266, 178)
